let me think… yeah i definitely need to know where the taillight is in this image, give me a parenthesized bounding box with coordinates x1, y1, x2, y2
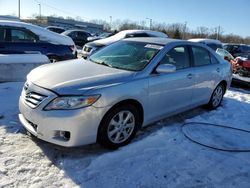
(69, 45, 75, 52)
(242, 61, 250, 68)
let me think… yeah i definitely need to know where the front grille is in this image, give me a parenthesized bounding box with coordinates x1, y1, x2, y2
(84, 46, 92, 52)
(24, 91, 47, 108)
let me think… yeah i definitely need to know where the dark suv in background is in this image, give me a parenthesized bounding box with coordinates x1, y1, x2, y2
(61, 29, 91, 48)
(223, 44, 250, 58)
(46, 26, 65, 34)
(0, 21, 77, 62)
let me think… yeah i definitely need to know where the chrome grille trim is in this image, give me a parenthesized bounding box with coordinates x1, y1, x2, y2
(23, 91, 47, 108)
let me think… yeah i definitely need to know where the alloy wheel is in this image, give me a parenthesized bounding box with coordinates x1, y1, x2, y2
(107, 110, 135, 144)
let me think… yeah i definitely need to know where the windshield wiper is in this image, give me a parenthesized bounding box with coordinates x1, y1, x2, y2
(98, 61, 113, 68)
(90, 58, 114, 68)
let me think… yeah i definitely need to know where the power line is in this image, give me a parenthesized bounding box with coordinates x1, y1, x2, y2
(34, 0, 90, 21)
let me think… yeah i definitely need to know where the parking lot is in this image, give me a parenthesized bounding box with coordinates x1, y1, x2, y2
(0, 82, 250, 187)
(1, 1, 250, 187)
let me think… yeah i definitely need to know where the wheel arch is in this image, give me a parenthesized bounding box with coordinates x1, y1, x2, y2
(97, 99, 144, 141)
(218, 80, 227, 94)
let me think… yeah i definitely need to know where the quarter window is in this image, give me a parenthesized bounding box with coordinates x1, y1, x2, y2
(77, 32, 88, 40)
(210, 54, 219, 64)
(11, 29, 37, 42)
(191, 46, 211, 66)
(160, 46, 190, 70)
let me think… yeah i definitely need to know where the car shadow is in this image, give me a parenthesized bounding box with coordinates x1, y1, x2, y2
(24, 106, 206, 186)
(30, 94, 250, 186)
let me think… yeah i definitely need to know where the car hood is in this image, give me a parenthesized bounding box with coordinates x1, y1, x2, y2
(27, 59, 135, 94)
(87, 34, 124, 47)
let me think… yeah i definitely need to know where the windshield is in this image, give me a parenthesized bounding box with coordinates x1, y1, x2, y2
(89, 41, 162, 71)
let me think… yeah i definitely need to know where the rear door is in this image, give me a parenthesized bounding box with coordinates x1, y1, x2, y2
(190, 46, 222, 105)
(147, 45, 194, 122)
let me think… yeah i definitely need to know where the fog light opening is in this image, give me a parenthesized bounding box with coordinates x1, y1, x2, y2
(55, 130, 71, 141)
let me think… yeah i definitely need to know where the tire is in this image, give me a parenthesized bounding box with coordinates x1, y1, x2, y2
(97, 104, 140, 149)
(47, 55, 59, 63)
(207, 83, 225, 110)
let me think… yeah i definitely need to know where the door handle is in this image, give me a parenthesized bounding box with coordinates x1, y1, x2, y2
(187, 73, 193, 79)
(216, 68, 220, 73)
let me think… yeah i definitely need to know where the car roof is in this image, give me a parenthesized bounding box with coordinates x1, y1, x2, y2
(188, 38, 222, 45)
(0, 20, 74, 45)
(123, 37, 178, 45)
(117, 29, 168, 37)
(224, 43, 248, 46)
(123, 37, 218, 54)
(62, 29, 90, 33)
(46, 26, 65, 29)
(91, 30, 168, 46)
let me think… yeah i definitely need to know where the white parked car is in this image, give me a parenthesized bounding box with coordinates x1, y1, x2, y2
(81, 30, 168, 59)
(19, 38, 232, 149)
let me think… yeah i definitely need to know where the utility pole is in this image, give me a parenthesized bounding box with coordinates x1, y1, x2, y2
(217, 26, 221, 40)
(146, 18, 152, 30)
(38, 3, 41, 22)
(109, 16, 112, 31)
(18, 0, 20, 18)
(183, 21, 187, 39)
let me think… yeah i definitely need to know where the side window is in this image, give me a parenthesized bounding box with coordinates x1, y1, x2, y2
(160, 46, 190, 70)
(69, 32, 77, 39)
(191, 46, 211, 66)
(125, 33, 149, 38)
(11, 29, 37, 42)
(0, 28, 5, 42)
(78, 32, 88, 40)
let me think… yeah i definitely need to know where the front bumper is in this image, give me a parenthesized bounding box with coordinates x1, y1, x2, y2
(19, 83, 109, 147)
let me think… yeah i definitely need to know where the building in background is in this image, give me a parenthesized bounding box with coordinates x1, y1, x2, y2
(0, 15, 20, 21)
(23, 16, 103, 34)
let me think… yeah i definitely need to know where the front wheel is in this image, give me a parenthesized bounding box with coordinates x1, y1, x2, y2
(207, 83, 225, 109)
(97, 104, 140, 149)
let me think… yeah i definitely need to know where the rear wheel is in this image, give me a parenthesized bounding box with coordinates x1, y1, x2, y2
(207, 83, 225, 109)
(97, 104, 140, 149)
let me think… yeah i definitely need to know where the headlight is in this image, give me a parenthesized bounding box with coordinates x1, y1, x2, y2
(44, 95, 100, 110)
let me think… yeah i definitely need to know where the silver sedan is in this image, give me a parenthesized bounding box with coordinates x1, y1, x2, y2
(19, 38, 232, 149)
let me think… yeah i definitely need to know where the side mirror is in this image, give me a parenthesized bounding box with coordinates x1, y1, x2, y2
(156, 64, 176, 74)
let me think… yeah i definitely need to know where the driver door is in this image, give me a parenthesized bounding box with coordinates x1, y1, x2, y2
(147, 45, 195, 122)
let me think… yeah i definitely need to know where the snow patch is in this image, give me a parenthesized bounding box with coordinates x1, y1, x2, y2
(0, 83, 250, 187)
